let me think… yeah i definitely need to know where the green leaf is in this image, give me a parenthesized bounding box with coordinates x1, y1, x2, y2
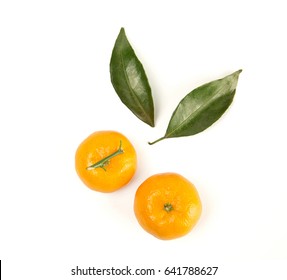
(149, 70, 242, 144)
(110, 27, 155, 127)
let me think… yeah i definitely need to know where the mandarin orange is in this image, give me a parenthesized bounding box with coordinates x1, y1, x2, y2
(75, 131, 137, 192)
(134, 173, 202, 240)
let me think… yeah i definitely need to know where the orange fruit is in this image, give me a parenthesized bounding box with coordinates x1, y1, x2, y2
(75, 131, 137, 192)
(134, 173, 202, 240)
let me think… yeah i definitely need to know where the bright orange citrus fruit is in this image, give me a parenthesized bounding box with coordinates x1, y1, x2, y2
(134, 172, 202, 240)
(75, 131, 137, 192)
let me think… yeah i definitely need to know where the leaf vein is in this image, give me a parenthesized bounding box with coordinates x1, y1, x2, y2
(120, 51, 151, 124)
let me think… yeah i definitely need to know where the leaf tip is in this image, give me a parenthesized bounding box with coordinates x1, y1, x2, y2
(234, 69, 243, 76)
(149, 120, 155, 128)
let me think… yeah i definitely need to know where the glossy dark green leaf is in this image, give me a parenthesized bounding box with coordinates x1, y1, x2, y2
(110, 28, 155, 127)
(149, 70, 242, 144)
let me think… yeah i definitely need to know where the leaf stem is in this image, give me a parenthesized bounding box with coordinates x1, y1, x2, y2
(148, 137, 165, 145)
(86, 140, 124, 171)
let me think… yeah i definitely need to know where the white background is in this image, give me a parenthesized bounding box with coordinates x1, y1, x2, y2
(1, 0, 287, 279)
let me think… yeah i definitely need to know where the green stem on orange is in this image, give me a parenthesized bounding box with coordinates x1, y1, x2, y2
(164, 203, 173, 213)
(86, 140, 123, 171)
